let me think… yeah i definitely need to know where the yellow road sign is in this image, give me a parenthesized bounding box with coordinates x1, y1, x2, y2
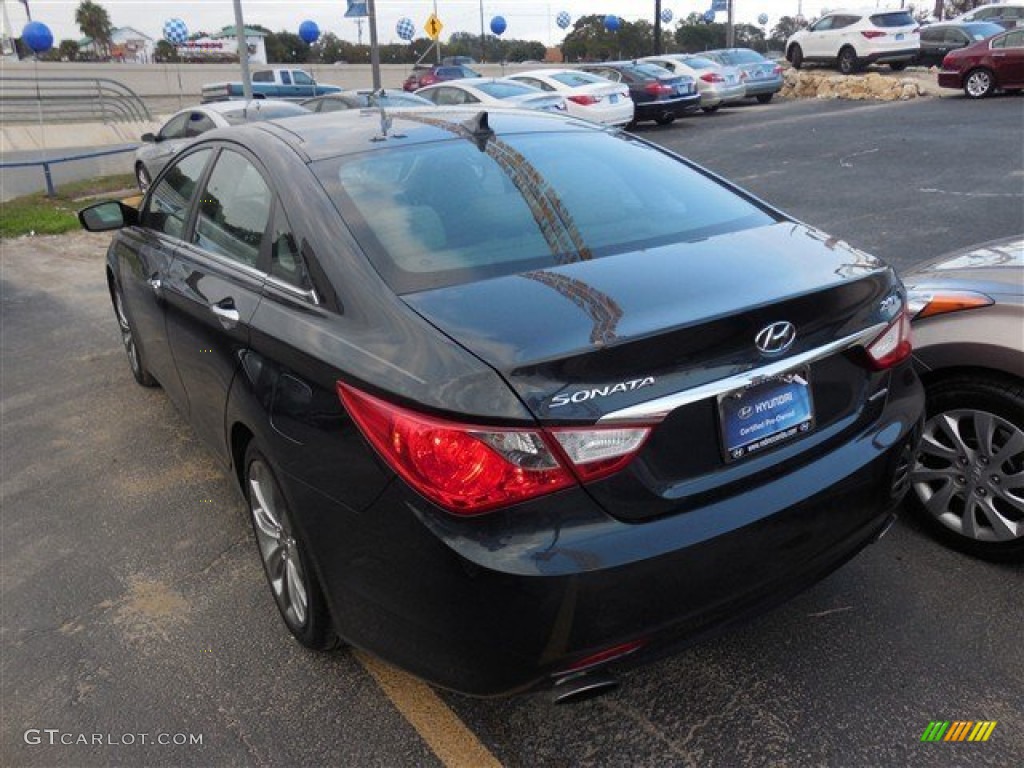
(425, 13, 444, 40)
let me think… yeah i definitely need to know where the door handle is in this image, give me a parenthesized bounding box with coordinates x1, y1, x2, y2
(147, 275, 162, 295)
(210, 298, 240, 328)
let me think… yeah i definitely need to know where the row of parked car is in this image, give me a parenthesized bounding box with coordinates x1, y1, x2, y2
(785, 7, 1024, 98)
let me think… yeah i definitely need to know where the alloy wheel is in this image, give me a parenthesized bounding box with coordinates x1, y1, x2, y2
(248, 458, 309, 629)
(965, 69, 993, 98)
(911, 408, 1023, 544)
(113, 288, 141, 377)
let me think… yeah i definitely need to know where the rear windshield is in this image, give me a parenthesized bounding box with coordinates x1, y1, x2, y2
(551, 71, 606, 87)
(313, 129, 775, 293)
(680, 57, 716, 69)
(716, 50, 765, 65)
(964, 21, 1006, 38)
(222, 104, 307, 124)
(630, 62, 674, 79)
(475, 81, 538, 99)
(870, 12, 916, 27)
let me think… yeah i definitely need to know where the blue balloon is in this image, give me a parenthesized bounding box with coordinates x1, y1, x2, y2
(604, 14, 621, 32)
(556, 10, 572, 29)
(396, 17, 415, 41)
(490, 16, 507, 36)
(758, 13, 770, 25)
(661, 8, 674, 24)
(22, 21, 53, 53)
(299, 20, 320, 44)
(163, 18, 188, 45)
(703, 9, 716, 23)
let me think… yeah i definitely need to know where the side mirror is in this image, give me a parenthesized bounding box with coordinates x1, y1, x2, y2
(78, 200, 139, 232)
(141, 132, 157, 143)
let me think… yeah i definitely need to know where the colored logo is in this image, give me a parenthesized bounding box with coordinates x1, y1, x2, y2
(921, 721, 997, 742)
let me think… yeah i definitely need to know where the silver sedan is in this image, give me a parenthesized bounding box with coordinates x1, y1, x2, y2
(135, 100, 308, 190)
(904, 236, 1024, 561)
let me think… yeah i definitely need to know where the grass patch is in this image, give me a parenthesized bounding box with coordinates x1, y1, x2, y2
(1, 174, 136, 239)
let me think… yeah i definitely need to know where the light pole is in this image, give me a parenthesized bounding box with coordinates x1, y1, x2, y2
(654, 0, 662, 55)
(232, 0, 252, 100)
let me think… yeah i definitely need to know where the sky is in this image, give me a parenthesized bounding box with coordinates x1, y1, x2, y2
(6, 0, 870, 47)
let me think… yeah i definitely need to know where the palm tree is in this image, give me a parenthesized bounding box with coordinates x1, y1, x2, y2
(75, 0, 112, 58)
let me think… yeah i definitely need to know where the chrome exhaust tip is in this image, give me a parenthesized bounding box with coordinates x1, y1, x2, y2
(551, 670, 619, 705)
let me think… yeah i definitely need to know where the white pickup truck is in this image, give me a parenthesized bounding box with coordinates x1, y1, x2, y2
(201, 68, 342, 102)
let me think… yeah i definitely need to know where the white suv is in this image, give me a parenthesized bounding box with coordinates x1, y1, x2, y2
(786, 9, 921, 74)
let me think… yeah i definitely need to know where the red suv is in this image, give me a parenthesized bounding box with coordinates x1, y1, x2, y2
(402, 64, 481, 92)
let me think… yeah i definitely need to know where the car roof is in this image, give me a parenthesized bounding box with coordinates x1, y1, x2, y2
(201, 99, 299, 114)
(227, 107, 606, 163)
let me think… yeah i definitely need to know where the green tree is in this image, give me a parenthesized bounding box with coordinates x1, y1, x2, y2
(265, 30, 310, 63)
(58, 39, 80, 60)
(154, 40, 178, 62)
(562, 14, 657, 61)
(768, 16, 807, 49)
(75, 0, 113, 58)
(675, 14, 725, 53)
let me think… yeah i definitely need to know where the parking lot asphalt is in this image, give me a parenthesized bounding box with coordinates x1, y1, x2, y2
(2, 95, 1022, 767)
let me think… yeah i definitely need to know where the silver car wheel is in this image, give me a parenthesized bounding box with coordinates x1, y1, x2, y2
(965, 69, 993, 99)
(248, 458, 309, 628)
(911, 408, 1024, 543)
(113, 288, 141, 375)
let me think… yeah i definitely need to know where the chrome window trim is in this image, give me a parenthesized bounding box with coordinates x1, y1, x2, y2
(264, 273, 321, 306)
(597, 322, 888, 424)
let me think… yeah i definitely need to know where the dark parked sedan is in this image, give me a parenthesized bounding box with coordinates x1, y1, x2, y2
(917, 21, 1005, 67)
(938, 27, 1024, 97)
(579, 61, 699, 125)
(79, 108, 922, 697)
(904, 237, 1023, 560)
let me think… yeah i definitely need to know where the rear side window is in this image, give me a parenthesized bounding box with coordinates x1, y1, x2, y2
(193, 150, 272, 269)
(252, 71, 273, 83)
(551, 71, 605, 86)
(870, 12, 916, 27)
(314, 130, 775, 293)
(993, 30, 1024, 47)
(143, 149, 211, 239)
(186, 112, 216, 137)
(476, 81, 537, 98)
(280, 71, 292, 85)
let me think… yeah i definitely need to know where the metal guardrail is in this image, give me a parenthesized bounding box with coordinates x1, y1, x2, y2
(0, 145, 138, 197)
(0, 76, 152, 123)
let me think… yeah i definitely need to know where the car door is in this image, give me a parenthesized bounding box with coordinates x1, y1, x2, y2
(991, 29, 1024, 84)
(121, 147, 214, 415)
(293, 69, 317, 97)
(161, 146, 273, 460)
(803, 15, 835, 58)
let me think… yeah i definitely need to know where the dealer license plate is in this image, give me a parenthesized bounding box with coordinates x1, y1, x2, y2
(896, 33, 905, 41)
(609, 94, 619, 104)
(718, 369, 814, 462)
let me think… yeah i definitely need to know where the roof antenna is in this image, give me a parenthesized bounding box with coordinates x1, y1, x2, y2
(462, 111, 494, 152)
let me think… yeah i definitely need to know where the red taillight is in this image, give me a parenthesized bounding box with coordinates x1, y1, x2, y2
(941, 53, 955, 69)
(644, 82, 674, 95)
(568, 94, 599, 105)
(337, 384, 651, 515)
(865, 311, 913, 370)
(861, 30, 886, 39)
(700, 72, 725, 83)
(773, 65, 784, 76)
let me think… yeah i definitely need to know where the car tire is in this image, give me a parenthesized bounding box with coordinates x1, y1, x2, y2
(135, 163, 151, 192)
(655, 114, 676, 125)
(889, 62, 908, 72)
(756, 93, 774, 104)
(908, 374, 1024, 561)
(244, 443, 340, 649)
(788, 44, 803, 69)
(701, 105, 720, 114)
(111, 282, 158, 387)
(838, 46, 860, 75)
(964, 67, 996, 98)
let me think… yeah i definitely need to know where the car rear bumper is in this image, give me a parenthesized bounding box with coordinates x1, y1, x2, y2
(700, 82, 747, 107)
(634, 94, 701, 121)
(938, 70, 964, 89)
(743, 77, 784, 97)
(286, 369, 923, 696)
(862, 47, 920, 64)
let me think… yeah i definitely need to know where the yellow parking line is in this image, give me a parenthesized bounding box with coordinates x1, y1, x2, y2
(356, 651, 503, 768)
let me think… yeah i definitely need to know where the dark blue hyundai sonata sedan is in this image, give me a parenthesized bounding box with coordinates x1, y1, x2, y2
(80, 108, 923, 697)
